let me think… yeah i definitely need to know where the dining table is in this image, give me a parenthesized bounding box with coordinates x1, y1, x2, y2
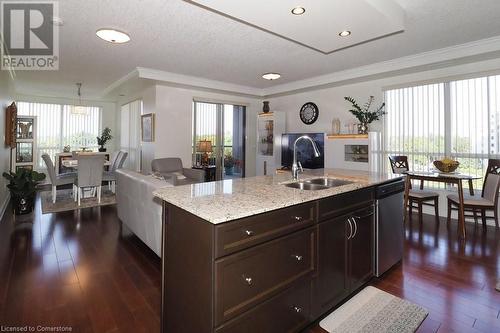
(403, 171, 481, 240)
(61, 159, 112, 168)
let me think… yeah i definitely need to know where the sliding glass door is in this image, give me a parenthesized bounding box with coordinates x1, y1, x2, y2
(193, 101, 245, 180)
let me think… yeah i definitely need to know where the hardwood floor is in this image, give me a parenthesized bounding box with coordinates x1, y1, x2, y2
(0, 195, 499, 332)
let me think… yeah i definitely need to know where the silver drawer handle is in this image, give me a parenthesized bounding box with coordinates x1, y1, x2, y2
(292, 216, 303, 221)
(292, 306, 302, 313)
(243, 276, 253, 286)
(244, 230, 254, 236)
(292, 254, 303, 262)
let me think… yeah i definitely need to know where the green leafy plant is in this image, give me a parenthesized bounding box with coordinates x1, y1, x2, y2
(224, 154, 235, 168)
(96, 127, 113, 149)
(344, 96, 386, 124)
(3, 169, 46, 214)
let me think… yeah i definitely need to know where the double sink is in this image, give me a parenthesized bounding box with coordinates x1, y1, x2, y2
(285, 178, 353, 191)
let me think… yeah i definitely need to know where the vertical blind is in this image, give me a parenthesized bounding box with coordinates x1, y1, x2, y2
(120, 100, 142, 172)
(384, 74, 500, 188)
(17, 101, 102, 169)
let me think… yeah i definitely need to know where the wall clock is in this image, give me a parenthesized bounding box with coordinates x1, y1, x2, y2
(299, 102, 319, 125)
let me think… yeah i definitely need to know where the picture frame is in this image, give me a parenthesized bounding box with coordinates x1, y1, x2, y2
(5, 102, 17, 147)
(141, 113, 155, 142)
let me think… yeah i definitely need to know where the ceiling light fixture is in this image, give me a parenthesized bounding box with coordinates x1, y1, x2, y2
(262, 73, 281, 80)
(71, 83, 88, 115)
(96, 28, 131, 44)
(291, 6, 305, 15)
(339, 30, 351, 37)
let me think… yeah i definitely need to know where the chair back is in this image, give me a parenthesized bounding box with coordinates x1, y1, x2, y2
(41, 154, 56, 183)
(117, 151, 128, 169)
(109, 151, 122, 172)
(482, 159, 500, 204)
(77, 155, 105, 187)
(388, 155, 409, 174)
(151, 158, 183, 173)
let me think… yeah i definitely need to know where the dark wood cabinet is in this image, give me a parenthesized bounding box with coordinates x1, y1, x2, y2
(313, 204, 374, 317)
(349, 205, 375, 291)
(162, 186, 380, 333)
(314, 215, 349, 317)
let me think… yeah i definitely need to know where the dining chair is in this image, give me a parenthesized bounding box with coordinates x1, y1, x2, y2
(42, 154, 76, 203)
(447, 159, 500, 229)
(389, 155, 440, 223)
(103, 151, 128, 193)
(73, 154, 106, 206)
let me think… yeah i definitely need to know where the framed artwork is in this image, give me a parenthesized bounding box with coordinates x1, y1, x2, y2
(141, 113, 155, 142)
(5, 102, 17, 147)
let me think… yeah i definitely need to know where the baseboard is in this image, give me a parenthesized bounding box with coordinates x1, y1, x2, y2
(0, 193, 10, 222)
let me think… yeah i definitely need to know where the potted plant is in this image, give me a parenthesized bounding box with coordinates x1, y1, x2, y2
(3, 169, 46, 215)
(224, 154, 235, 176)
(96, 127, 113, 152)
(344, 96, 386, 134)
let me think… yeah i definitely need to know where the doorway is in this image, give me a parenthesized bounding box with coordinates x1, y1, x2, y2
(192, 101, 246, 180)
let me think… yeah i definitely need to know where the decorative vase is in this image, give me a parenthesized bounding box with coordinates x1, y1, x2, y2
(357, 123, 369, 134)
(13, 195, 34, 215)
(262, 101, 270, 113)
(225, 166, 234, 175)
(331, 118, 341, 135)
(98, 147, 106, 152)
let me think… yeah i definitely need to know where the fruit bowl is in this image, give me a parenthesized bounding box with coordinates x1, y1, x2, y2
(433, 159, 459, 173)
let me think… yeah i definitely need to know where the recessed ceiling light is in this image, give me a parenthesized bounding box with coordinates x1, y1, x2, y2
(262, 73, 281, 80)
(51, 17, 64, 26)
(291, 6, 305, 15)
(339, 30, 351, 37)
(96, 29, 130, 44)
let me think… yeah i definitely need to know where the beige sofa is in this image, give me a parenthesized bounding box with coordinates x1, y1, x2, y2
(116, 169, 172, 256)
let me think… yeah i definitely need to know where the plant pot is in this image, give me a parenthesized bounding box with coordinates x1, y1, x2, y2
(225, 166, 234, 175)
(98, 147, 107, 152)
(12, 195, 34, 215)
(357, 123, 369, 134)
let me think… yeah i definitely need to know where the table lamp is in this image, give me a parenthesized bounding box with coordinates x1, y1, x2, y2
(197, 140, 213, 166)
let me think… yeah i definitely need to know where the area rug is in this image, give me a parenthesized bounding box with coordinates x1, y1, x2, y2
(319, 286, 428, 333)
(40, 188, 116, 214)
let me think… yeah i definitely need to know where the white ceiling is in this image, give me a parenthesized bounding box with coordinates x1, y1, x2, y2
(9, 0, 500, 100)
(187, 0, 405, 54)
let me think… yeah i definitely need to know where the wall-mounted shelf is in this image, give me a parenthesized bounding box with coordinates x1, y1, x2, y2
(327, 134, 369, 139)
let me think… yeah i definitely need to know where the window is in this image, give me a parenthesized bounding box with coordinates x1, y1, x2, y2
(192, 101, 246, 180)
(384, 74, 500, 188)
(17, 102, 102, 169)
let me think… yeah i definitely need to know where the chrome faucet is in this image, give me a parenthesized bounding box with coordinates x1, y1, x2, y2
(292, 135, 321, 181)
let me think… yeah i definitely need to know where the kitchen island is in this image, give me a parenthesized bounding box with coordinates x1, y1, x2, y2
(154, 169, 404, 333)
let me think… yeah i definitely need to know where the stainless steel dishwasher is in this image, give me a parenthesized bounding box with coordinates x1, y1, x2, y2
(375, 179, 405, 277)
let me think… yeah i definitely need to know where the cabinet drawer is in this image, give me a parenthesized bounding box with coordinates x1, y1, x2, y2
(215, 202, 316, 258)
(318, 188, 373, 221)
(216, 281, 311, 333)
(215, 227, 316, 325)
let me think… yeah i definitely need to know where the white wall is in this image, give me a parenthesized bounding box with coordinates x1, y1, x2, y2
(267, 57, 500, 225)
(15, 94, 119, 151)
(117, 84, 260, 176)
(0, 71, 15, 219)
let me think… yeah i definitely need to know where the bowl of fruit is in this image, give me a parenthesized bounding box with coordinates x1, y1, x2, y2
(433, 158, 460, 173)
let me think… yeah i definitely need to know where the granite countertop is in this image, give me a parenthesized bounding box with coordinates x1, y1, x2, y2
(153, 168, 403, 224)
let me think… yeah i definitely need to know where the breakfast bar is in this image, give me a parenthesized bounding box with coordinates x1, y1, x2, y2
(154, 169, 404, 333)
